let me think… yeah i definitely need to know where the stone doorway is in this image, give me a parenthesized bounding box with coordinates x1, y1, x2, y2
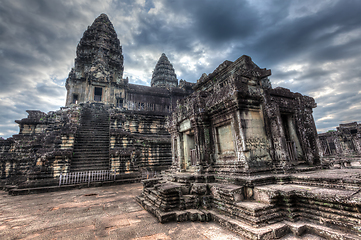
(281, 114, 303, 164)
(94, 87, 102, 102)
(182, 132, 195, 170)
(72, 94, 78, 104)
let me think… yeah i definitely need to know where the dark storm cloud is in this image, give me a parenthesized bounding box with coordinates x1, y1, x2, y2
(235, 0, 361, 66)
(0, 0, 103, 137)
(1, 0, 361, 137)
(164, 0, 261, 44)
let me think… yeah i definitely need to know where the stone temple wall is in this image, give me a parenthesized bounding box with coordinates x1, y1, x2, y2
(319, 122, 361, 156)
(0, 107, 81, 187)
(109, 108, 172, 175)
(0, 101, 178, 187)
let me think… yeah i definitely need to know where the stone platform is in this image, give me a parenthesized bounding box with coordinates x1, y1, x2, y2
(136, 168, 361, 240)
(0, 183, 246, 240)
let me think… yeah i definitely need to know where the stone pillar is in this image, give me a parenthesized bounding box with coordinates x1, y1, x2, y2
(193, 116, 212, 173)
(268, 105, 290, 170)
(177, 132, 184, 171)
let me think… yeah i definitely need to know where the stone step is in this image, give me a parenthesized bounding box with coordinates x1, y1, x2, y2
(70, 163, 109, 168)
(209, 209, 289, 239)
(70, 158, 109, 163)
(75, 139, 109, 142)
(74, 143, 109, 146)
(72, 151, 109, 154)
(282, 221, 359, 240)
(213, 199, 283, 227)
(253, 184, 361, 236)
(70, 165, 110, 170)
(71, 157, 109, 161)
(75, 140, 109, 143)
(75, 136, 109, 138)
(72, 150, 109, 154)
(77, 128, 109, 130)
(235, 201, 276, 215)
(71, 150, 109, 154)
(70, 167, 109, 172)
(71, 157, 109, 160)
(70, 106, 110, 172)
(71, 160, 109, 164)
(75, 134, 109, 137)
(73, 152, 109, 157)
(210, 211, 359, 240)
(76, 132, 109, 134)
(72, 149, 109, 152)
(254, 184, 357, 205)
(71, 156, 109, 160)
(80, 125, 108, 127)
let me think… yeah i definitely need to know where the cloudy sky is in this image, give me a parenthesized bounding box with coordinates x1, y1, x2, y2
(1, 0, 361, 138)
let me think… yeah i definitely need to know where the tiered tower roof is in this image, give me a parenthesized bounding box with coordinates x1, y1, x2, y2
(151, 53, 178, 88)
(69, 13, 124, 84)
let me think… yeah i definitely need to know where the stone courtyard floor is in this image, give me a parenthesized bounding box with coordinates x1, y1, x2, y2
(0, 183, 243, 240)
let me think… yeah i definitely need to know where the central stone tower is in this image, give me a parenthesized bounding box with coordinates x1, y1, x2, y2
(65, 13, 125, 106)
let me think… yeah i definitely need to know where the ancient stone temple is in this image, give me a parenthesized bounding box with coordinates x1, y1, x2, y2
(137, 56, 361, 239)
(0, 14, 193, 189)
(319, 122, 361, 167)
(167, 55, 320, 174)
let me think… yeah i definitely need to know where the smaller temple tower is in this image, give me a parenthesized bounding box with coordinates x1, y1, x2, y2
(151, 53, 178, 88)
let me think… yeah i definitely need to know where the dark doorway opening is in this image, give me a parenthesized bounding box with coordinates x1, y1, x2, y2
(94, 87, 102, 101)
(117, 98, 123, 108)
(281, 114, 297, 163)
(72, 94, 78, 104)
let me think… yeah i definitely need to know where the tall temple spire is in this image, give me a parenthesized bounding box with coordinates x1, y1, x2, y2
(69, 13, 124, 84)
(151, 53, 178, 88)
(65, 14, 125, 106)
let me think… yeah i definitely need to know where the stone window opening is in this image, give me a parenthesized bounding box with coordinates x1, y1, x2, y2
(72, 94, 78, 104)
(94, 87, 102, 101)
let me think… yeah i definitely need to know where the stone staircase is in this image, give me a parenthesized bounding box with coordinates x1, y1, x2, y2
(70, 104, 110, 172)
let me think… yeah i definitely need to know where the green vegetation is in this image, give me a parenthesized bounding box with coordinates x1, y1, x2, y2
(327, 130, 336, 133)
